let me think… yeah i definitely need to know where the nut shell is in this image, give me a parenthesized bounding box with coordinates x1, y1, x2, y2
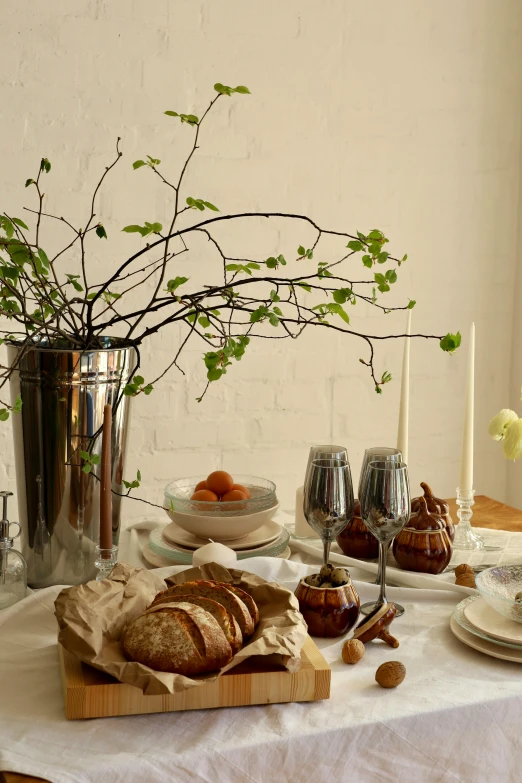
(375, 661, 406, 688)
(342, 638, 365, 664)
(455, 563, 473, 577)
(455, 573, 476, 588)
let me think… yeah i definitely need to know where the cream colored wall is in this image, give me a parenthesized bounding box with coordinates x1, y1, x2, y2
(1, 1, 521, 516)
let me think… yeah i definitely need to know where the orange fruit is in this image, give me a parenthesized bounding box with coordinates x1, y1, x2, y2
(190, 489, 219, 502)
(206, 470, 234, 497)
(194, 480, 208, 492)
(232, 483, 251, 499)
(221, 489, 247, 502)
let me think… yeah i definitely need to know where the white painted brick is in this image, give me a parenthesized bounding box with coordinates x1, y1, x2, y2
(0, 0, 520, 515)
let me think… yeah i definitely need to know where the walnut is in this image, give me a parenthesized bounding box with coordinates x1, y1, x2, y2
(375, 661, 406, 688)
(342, 638, 365, 665)
(455, 564, 473, 577)
(455, 573, 476, 589)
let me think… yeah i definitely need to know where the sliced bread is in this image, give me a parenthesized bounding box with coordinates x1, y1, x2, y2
(123, 602, 233, 675)
(154, 581, 254, 637)
(150, 593, 243, 653)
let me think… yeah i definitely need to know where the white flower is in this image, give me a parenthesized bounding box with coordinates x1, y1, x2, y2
(488, 409, 519, 441)
(503, 419, 522, 461)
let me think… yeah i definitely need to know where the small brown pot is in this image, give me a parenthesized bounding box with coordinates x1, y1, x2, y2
(393, 497, 452, 575)
(411, 482, 455, 542)
(336, 500, 379, 560)
(295, 579, 360, 638)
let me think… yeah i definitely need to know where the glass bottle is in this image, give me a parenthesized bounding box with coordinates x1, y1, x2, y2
(0, 491, 27, 609)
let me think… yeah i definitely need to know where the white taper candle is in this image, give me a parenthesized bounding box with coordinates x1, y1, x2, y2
(459, 322, 475, 492)
(397, 310, 411, 464)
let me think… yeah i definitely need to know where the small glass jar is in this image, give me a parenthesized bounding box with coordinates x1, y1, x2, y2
(0, 491, 27, 609)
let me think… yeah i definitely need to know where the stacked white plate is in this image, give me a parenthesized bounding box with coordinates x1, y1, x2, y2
(146, 519, 290, 566)
(451, 595, 522, 663)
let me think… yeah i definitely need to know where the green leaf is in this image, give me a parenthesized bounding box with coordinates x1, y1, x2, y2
(277, 254, 287, 266)
(272, 306, 283, 316)
(82, 463, 92, 473)
(246, 262, 260, 270)
(198, 316, 211, 328)
(347, 240, 363, 252)
(407, 300, 416, 309)
(333, 288, 351, 305)
(225, 264, 240, 272)
(297, 282, 312, 292)
(203, 201, 219, 212)
(375, 385, 382, 395)
(25, 179, 35, 188)
(12, 218, 29, 230)
(385, 269, 397, 284)
(306, 249, 313, 259)
(38, 248, 50, 268)
(377, 252, 389, 264)
(270, 290, 280, 302)
(134, 375, 144, 386)
(268, 313, 280, 327)
(137, 470, 142, 481)
(440, 332, 462, 353)
(96, 225, 107, 239)
(0, 218, 14, 239)
(166, 276, 189, 293)
(143, 384, 153, 395)
(368, 229, 383, 240)
(297, 245, 306, 256)
(79, 450, 90, 461)
(40, 158, 51, 173)
(214, 83, 233, 96)
(146, 156, 161, 165)
(91, 454, 100, 465)
(123, 384, 137, 396)
(265, 257, 278, 269)
(0, 409, 9, 422)
(234, 85, 251, 94)
(186, 312, 197, 324)
(144, 221, 162, 233)
(122, 225, 147, 235)
(164, 110, 179, 117)
(329, 303, 350, 324)
(12, 394, 22, 413)
(362, 255, 372, 269)
(402, 254, 408, 263)
(133, 160, 147, 170)
(207, 367, 223, 382)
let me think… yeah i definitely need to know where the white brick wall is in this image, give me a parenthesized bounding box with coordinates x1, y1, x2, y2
(1, 0, 521, 517)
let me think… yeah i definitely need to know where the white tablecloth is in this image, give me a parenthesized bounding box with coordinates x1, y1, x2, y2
(2, 524, 522, 783)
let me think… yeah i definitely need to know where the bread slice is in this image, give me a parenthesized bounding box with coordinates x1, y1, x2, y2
(211, 581, 259, 626)
(150, 593, 243, 653)
(155, 581, 254, 637)
(123, 602, 233, 675)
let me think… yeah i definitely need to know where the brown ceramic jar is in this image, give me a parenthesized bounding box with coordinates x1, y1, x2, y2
(295, 579, 360, 638)
(336, 500, 379, 560)
(393, 496, 452, 575)
(411, 482, 455, 542)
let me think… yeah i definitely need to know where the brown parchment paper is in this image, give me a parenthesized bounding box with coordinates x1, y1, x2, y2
(54, 561, 307, 696)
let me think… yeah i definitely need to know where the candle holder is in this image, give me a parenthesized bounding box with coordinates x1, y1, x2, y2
(94, 545, 118, 581)
(453, 488, 484, 550)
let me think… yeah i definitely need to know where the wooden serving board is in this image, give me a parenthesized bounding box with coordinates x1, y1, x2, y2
(58, 636, 330, 720)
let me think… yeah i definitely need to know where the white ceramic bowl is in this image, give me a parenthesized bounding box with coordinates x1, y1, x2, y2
(164, 503, 280, 541)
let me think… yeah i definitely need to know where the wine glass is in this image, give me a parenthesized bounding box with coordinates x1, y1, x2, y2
(305, 445, 349, 488)
(304, 458, 354, 566)
(358, 446, 402, 501)
(359, 460, 410, 615)
(358, 447, 403, 614)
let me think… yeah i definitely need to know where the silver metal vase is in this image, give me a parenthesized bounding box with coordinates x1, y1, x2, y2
(8, 338, 135, 587)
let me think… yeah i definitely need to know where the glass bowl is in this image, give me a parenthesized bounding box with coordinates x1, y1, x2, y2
(476, 565, 522, 623)
(164, 475, 278, 540)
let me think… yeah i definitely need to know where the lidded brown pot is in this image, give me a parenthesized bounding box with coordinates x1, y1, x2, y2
(295, 578, 360, 638)
(392, 497, 452, 575)
(336, 500, 379, 560)
(411, 482, 455, 542)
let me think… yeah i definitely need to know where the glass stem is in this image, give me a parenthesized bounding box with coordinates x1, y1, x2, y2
(377, 541, 388, 606)
(322, 537, 331, 566)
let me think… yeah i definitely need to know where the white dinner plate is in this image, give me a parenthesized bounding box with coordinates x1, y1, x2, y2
(464, 596, 522, 645)
(163, 518, 282, 551)
(450, 614, 522, 663)
(142, 541, 292, 568)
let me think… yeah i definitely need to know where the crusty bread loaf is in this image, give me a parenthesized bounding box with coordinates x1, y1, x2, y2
(156, 581, 255, 637)
(122, 602, 233, 675)
(211, 581, 259, 626)
(150, 592, 243, 653)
